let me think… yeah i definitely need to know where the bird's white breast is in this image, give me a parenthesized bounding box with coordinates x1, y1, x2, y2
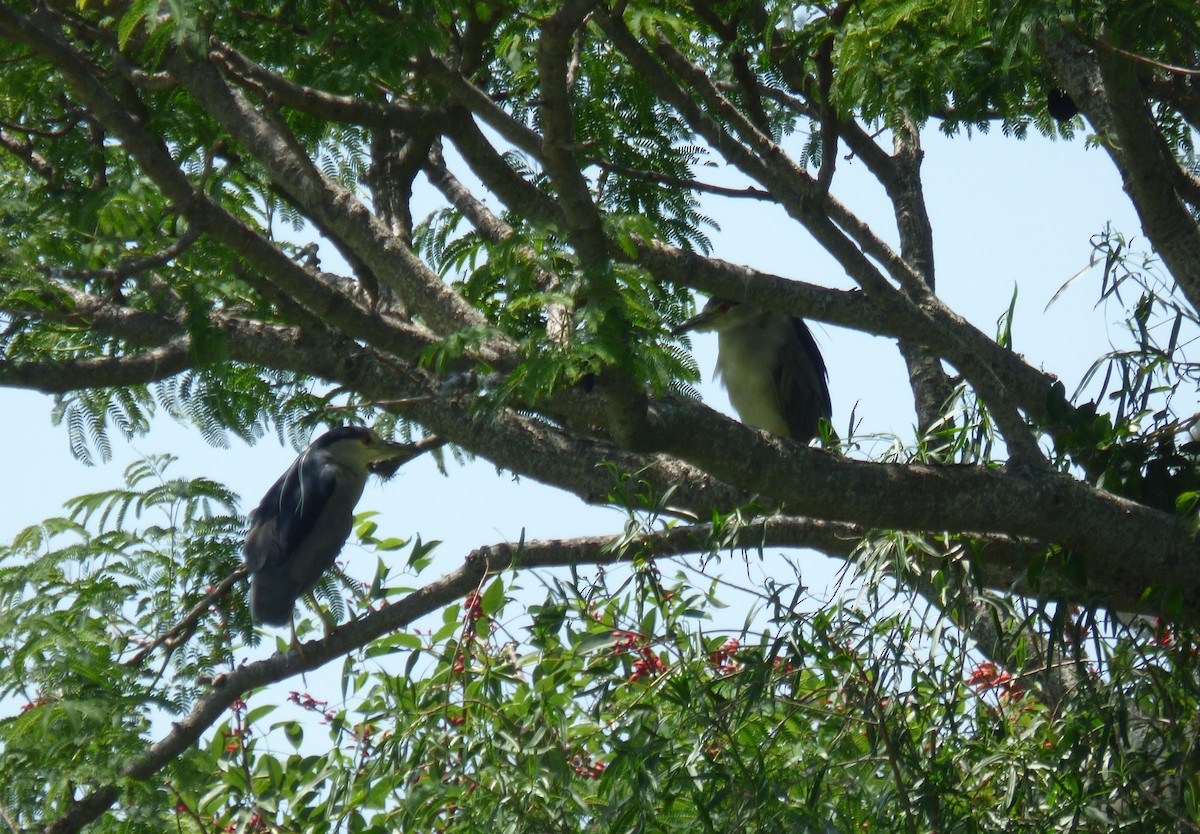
(715, 324, 791, 436)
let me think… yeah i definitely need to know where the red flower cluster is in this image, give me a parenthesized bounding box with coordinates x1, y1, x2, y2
(1153, 617, 1175, 647)
(222, 812, 266, 832)
(222, 726, 250, 754)
(462, 592, 484, 622)
(449, 590, 491, 676)
(708, 637, 741, 673)
(966, 662, 1023, 701)
(612, 630, 666, 682)
(571, 752, 607, 779)
(288, 690, 337, 722)
(629, 652, 666, 683)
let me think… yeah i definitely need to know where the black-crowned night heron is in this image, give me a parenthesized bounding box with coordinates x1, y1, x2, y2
(673, 297, 832, 442)
(244, 426, 430, 627)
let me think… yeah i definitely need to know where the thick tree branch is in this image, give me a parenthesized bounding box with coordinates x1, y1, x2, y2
(536, 0, 607, 267)
(647, 395, 1200, 616)
(0, 281, 442, 397)
(181, 49, 487, 335)
(0, 341, 191, 392)
(889, 119, 966, 441)
(1039, 26, 1200, 312)
(368, 126, 434, 247)
(0, 6, 461, 365)
(417, 54, 546, 160)
(534, 1, 656, 446)
(443, 106, 565, 227)
(213, 40, 440, 130)
(889, 119, 935, 288)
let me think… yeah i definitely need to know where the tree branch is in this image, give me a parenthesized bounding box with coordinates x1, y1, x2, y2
(0, 341, 191, 392)
(647, 394, 1200, 616)
(48, 223, 201, 283)
(0, 127, 55, 180)
(182, 49, 488, 335)
(35, 513, 1044, 834)
(417, 54, 546, 160)
(423, 141, 570, 340)
(1039, 25, 1200, 312)
(443, 106, 565, 227)
(588, 154, 774, 200)
(0, 5, 456, 365)
(423, 140, 514, 243)
(536, 0, 607, 267)
(213, 40, 441, 130)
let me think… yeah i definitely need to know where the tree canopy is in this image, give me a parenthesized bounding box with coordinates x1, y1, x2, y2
(3, 1, 1200, 831)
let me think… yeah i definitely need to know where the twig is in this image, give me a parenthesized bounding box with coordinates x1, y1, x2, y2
(1100, 39, 1200, 76)
(588, 155, 773, 200)
(0, 798, 19, 834)
(125, 566, 248, 667)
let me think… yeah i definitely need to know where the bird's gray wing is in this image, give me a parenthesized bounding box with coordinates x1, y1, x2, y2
(243, 513, 278, 574)
(774, 318, 833, 443)
(244, 454, 338, 572)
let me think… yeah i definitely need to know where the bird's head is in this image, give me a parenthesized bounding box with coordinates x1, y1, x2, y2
(672, 297, 759, 335)
(310, 426, 424, 471)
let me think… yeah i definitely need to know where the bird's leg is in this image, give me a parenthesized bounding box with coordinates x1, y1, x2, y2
(288, 615, 305, 660)
(346, 581, 375, 623)
(287, 619, 314, 687)
(305, 591, 338, 640)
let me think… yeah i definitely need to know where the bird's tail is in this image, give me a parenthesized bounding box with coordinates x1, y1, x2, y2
(250, 572, 300, 627)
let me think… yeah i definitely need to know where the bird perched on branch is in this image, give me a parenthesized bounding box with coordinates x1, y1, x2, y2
(243, 426, 439, 629)
(673, 297, 832, 443)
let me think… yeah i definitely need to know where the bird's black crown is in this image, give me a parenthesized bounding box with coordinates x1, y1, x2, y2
(311, 425, 376, 448)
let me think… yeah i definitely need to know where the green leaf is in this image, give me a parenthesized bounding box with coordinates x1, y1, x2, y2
(480, 577, 506, 615)
(118, 0, 158, 50)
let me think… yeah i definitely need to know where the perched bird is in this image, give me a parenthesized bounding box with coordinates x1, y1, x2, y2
(1047, 89, 1079, 122)
(673, 297, 832, 442)
(243, 426, 432, 628)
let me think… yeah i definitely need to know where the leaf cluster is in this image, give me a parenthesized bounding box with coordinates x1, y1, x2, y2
(0, 456, 248, 825)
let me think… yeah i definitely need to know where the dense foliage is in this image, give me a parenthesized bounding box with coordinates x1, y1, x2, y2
(3, 1, 1200, 831)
